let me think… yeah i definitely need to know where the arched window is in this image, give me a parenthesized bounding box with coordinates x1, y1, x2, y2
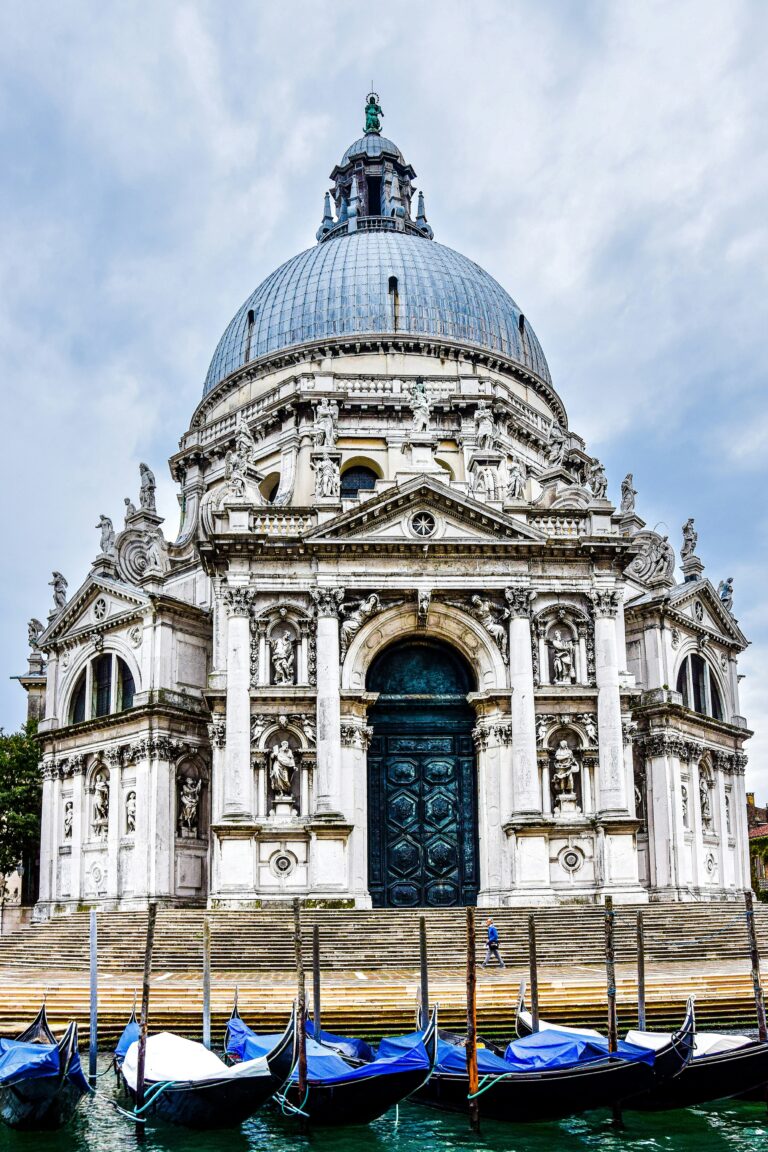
(676, 653, 724, 720)
(341, 465, 378, 499)
(68, 654, 138, 725)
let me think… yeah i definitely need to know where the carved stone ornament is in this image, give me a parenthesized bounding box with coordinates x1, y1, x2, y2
(473, 400, 496, 450)
(63, 800, 73, 840)
(207, 714, 226, 748)
(409, 379, 432, 434)
(469, 595, 508, 662)
(506, 457, 526, 501)
(552, 740, 581, 815)
(251, 714, 269, 746)
(340, 723, 373, 750)
(311, 587, 345, 617)
(627, 530, 675, 587)
(340, 593, 382, 657)
(28, 618, 44, 649)
(270, 629, 296, 685)
(92, 773, 109, 839)
(125, 790, 136, 835)
(313, 453, 340, 500)
(416, 589, 431, 628)
(587, 458, 608, 499)
(549, 628, 576, 684)
(178, 777, 201, 836)
(270, 741, 296, 795)
(622, 718, 638, 745)
(504, 587, 535, 619)
(222, 585, 256, 616)
(581, 713, 599, 746)
(588, 589, 622, 618)
(312, 397, 339, 448)
(671, 627, 681, 649)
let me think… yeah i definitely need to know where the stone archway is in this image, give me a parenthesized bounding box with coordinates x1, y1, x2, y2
(366, 637, 479, 908)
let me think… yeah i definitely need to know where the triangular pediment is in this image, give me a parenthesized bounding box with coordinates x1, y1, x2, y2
(304, 477, 546, 545)
(668, 580, 748, 648)
(39, 575, 149, 648)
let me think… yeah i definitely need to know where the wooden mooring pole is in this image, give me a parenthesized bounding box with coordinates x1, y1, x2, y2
(466, 906, 479, 1132)
(135, 901, 157, 1138)
(636, 910, 646, 1031)
(528, 913, 540, 1032)
(293, 898, 307, 1123)
(202, 915, 211, 1049)
(312, 924, 321, 1040)
(419, 915, 430, 1027)
(88, 909, 98, 1086)
(605, 896, 623, 1127)
(745, 890, 767, 1042)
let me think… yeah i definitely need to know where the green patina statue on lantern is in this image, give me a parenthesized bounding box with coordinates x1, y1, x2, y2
(364, 92, 383, 134)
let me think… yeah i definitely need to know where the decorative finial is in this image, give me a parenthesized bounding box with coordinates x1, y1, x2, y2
(364, 92, 383, 135)
(316, 191, 335, 241)
(416, 190, 434, 239)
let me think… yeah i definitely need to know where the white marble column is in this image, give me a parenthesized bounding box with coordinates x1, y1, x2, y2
(222, 586, 256, 820)
(148, 738, 175, 899)
(70, 767, 85, 903)
(105, 758, 121, 901)
(590, 590, 627, 812)
(38, 759, 56, 904)
(311, 588, 344, 816)
(505, 588, 539, 814)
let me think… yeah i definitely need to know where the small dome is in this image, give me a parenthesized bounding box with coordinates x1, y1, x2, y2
(203, 229, 551, 396)
(339, 135, 405, 167)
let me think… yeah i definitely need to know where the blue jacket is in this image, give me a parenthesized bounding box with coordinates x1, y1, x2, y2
(487, 923, 499, 945)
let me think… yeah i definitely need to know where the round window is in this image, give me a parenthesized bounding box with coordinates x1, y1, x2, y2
(93, 597, 108, 621)
(411, 511, 436, 538)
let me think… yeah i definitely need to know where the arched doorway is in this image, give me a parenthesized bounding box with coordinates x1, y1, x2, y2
(366, 639, 479, 907)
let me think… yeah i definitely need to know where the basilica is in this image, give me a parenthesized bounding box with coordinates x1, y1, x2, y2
(19, 98, 751, 916)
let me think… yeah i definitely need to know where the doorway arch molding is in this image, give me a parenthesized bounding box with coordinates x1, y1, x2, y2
(341, 601, 506, 693)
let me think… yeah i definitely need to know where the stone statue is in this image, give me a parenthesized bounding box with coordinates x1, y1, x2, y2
(50, 571, 68, 612)
(179, 778, 201, 835)
(548, 421, 567, 465)
(224, 444, 247, 498)
(270, 630, 295, 685)
(552, 740, 580, 800)
(340, 593, 381, 656)
(650, 535, 674, 580)
(126, 790, 136, 834)
(93, 776, 109, 827)
(270, 741, 296, 796)
(28, 618, 44, 649)
(313, 398, 339, 448)
(96, 514, 116, 556)
(681, 517, 697, 560)
(139, 462, 156, 512)
(681, 784, 689, 825)
(580, 713, 598, 745)
(506, 458, 526, 501)
(364, 93, 383, 134)
(536, 716, 550, 747)
(63, 800, 73, 840)
(587, 458, 608, 499)
(718, 577, 734, 613)
(314, 453, 340, 500)
(620, 473, 637, 515)
(474, 401, 496, 450)
(699, 775, 712, 830)
(250, 714, 268, 745)
(470, 595, 508, 661)
(144, 527, 169, 575)
(725, 793, 732, 836)
(300, 715, 316, 746)
(409, 379, 432, 434)
(235, 414, 258, 467)
(124, 497, 137, 522)
(549, 629, 576, 684)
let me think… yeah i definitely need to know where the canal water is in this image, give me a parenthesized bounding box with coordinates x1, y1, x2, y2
(1, 1060, 767, 1152)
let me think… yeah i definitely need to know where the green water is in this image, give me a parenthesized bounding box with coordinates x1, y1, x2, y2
(1, 1061, 767, 1152)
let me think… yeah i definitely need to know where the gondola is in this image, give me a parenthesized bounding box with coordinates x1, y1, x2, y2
(0, 1006, 89, 1130)
(119, 1006, 296, 1129)
(305, 1016, 375, 1064)
(515, 990, 768, 1109)
(113, 1006, 139, 1071)
(398, 1023, 659, 1123)
(226, 1006, 439, 1126)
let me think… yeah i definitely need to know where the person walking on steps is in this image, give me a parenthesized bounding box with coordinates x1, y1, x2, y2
(482, 917, 505, 968)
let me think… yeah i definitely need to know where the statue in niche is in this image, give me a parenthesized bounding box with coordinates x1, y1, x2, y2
(681, 517, 697, 560)
(270, 629, 296, 685)
(93, 775, 109, 835)
(409, 379, 431, 434)
(552, 741, 580, 809)
(548, 421, 567, 465)
(474, 401, 496, 450)
(587, 458, 608, 499)
(125, 790, 136, 834)
(506, 457, 526, 500)
(314, 454, 340, 499)
(179, 778, 202, 836)
(313, 398, 339, 448)
(725, 793, 732, 836)
(144, 527, 169, 575)
(718, 577, 734, 613)
(700, 776, 713, 831)
(96, 514, 116, 556)
(681, 784, 689, 826)
(124, 496, 137, 522)
(270, 741, 296, 797)
(139, 462, 156, 512)
(340, 593, 381, 656)
(470, 595, 508, 661)
(473, 464, 498, 500)
(620, 473, 637, 514)
(549, 629, 576, 684)
(50, 571, 68, 612)
(63, 800, 73, 840)
(28, 618, 44, 649)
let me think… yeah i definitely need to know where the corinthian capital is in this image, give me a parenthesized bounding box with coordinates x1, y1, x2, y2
(222, 584, 256, 617)
(311, 587, 345, 617)
(504, 586, 536, 619)
(588, 588, 622, 618)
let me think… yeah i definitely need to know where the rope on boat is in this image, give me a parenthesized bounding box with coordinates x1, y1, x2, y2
(276, 1085, 310, 1118)
(132, 1079, 180, 1115)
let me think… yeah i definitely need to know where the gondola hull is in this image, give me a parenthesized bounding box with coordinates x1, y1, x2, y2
(279, 1066, 433, 1127)
(414, 1056, 657, 1123)
(0, 1076, 85, 1131)
(628, 1042, 768, 1111)
(125, 1069, 279, 1130)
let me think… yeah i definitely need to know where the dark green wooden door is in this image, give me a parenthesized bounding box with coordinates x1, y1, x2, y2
(366, 641, 479, 908)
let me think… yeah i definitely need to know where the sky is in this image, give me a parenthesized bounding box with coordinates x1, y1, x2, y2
(1, 1, 767, 789)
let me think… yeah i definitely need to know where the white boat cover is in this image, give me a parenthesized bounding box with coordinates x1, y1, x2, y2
(518, 1010, 602, 1039)
(122, 1032, 270, 1089)
(625, 1029, 753, 1057)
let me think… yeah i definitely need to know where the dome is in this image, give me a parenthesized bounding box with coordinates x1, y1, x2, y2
(203, 230, 551, 396)
(338, 135, 405, 166)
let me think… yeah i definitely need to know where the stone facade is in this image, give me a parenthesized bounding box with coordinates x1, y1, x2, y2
(18, 104, 751, 915)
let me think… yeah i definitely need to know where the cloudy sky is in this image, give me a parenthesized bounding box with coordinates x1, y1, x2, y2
(1, 1, 766, 788)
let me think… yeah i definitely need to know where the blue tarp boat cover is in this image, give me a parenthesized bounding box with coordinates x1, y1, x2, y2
(114, 1017, 140, 1065)
(306, 1018, 375, 1063)
(378, 1029, 655, 1076)
(0, 1038, 89, 1092)
(226, 1018, 430, 1086)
